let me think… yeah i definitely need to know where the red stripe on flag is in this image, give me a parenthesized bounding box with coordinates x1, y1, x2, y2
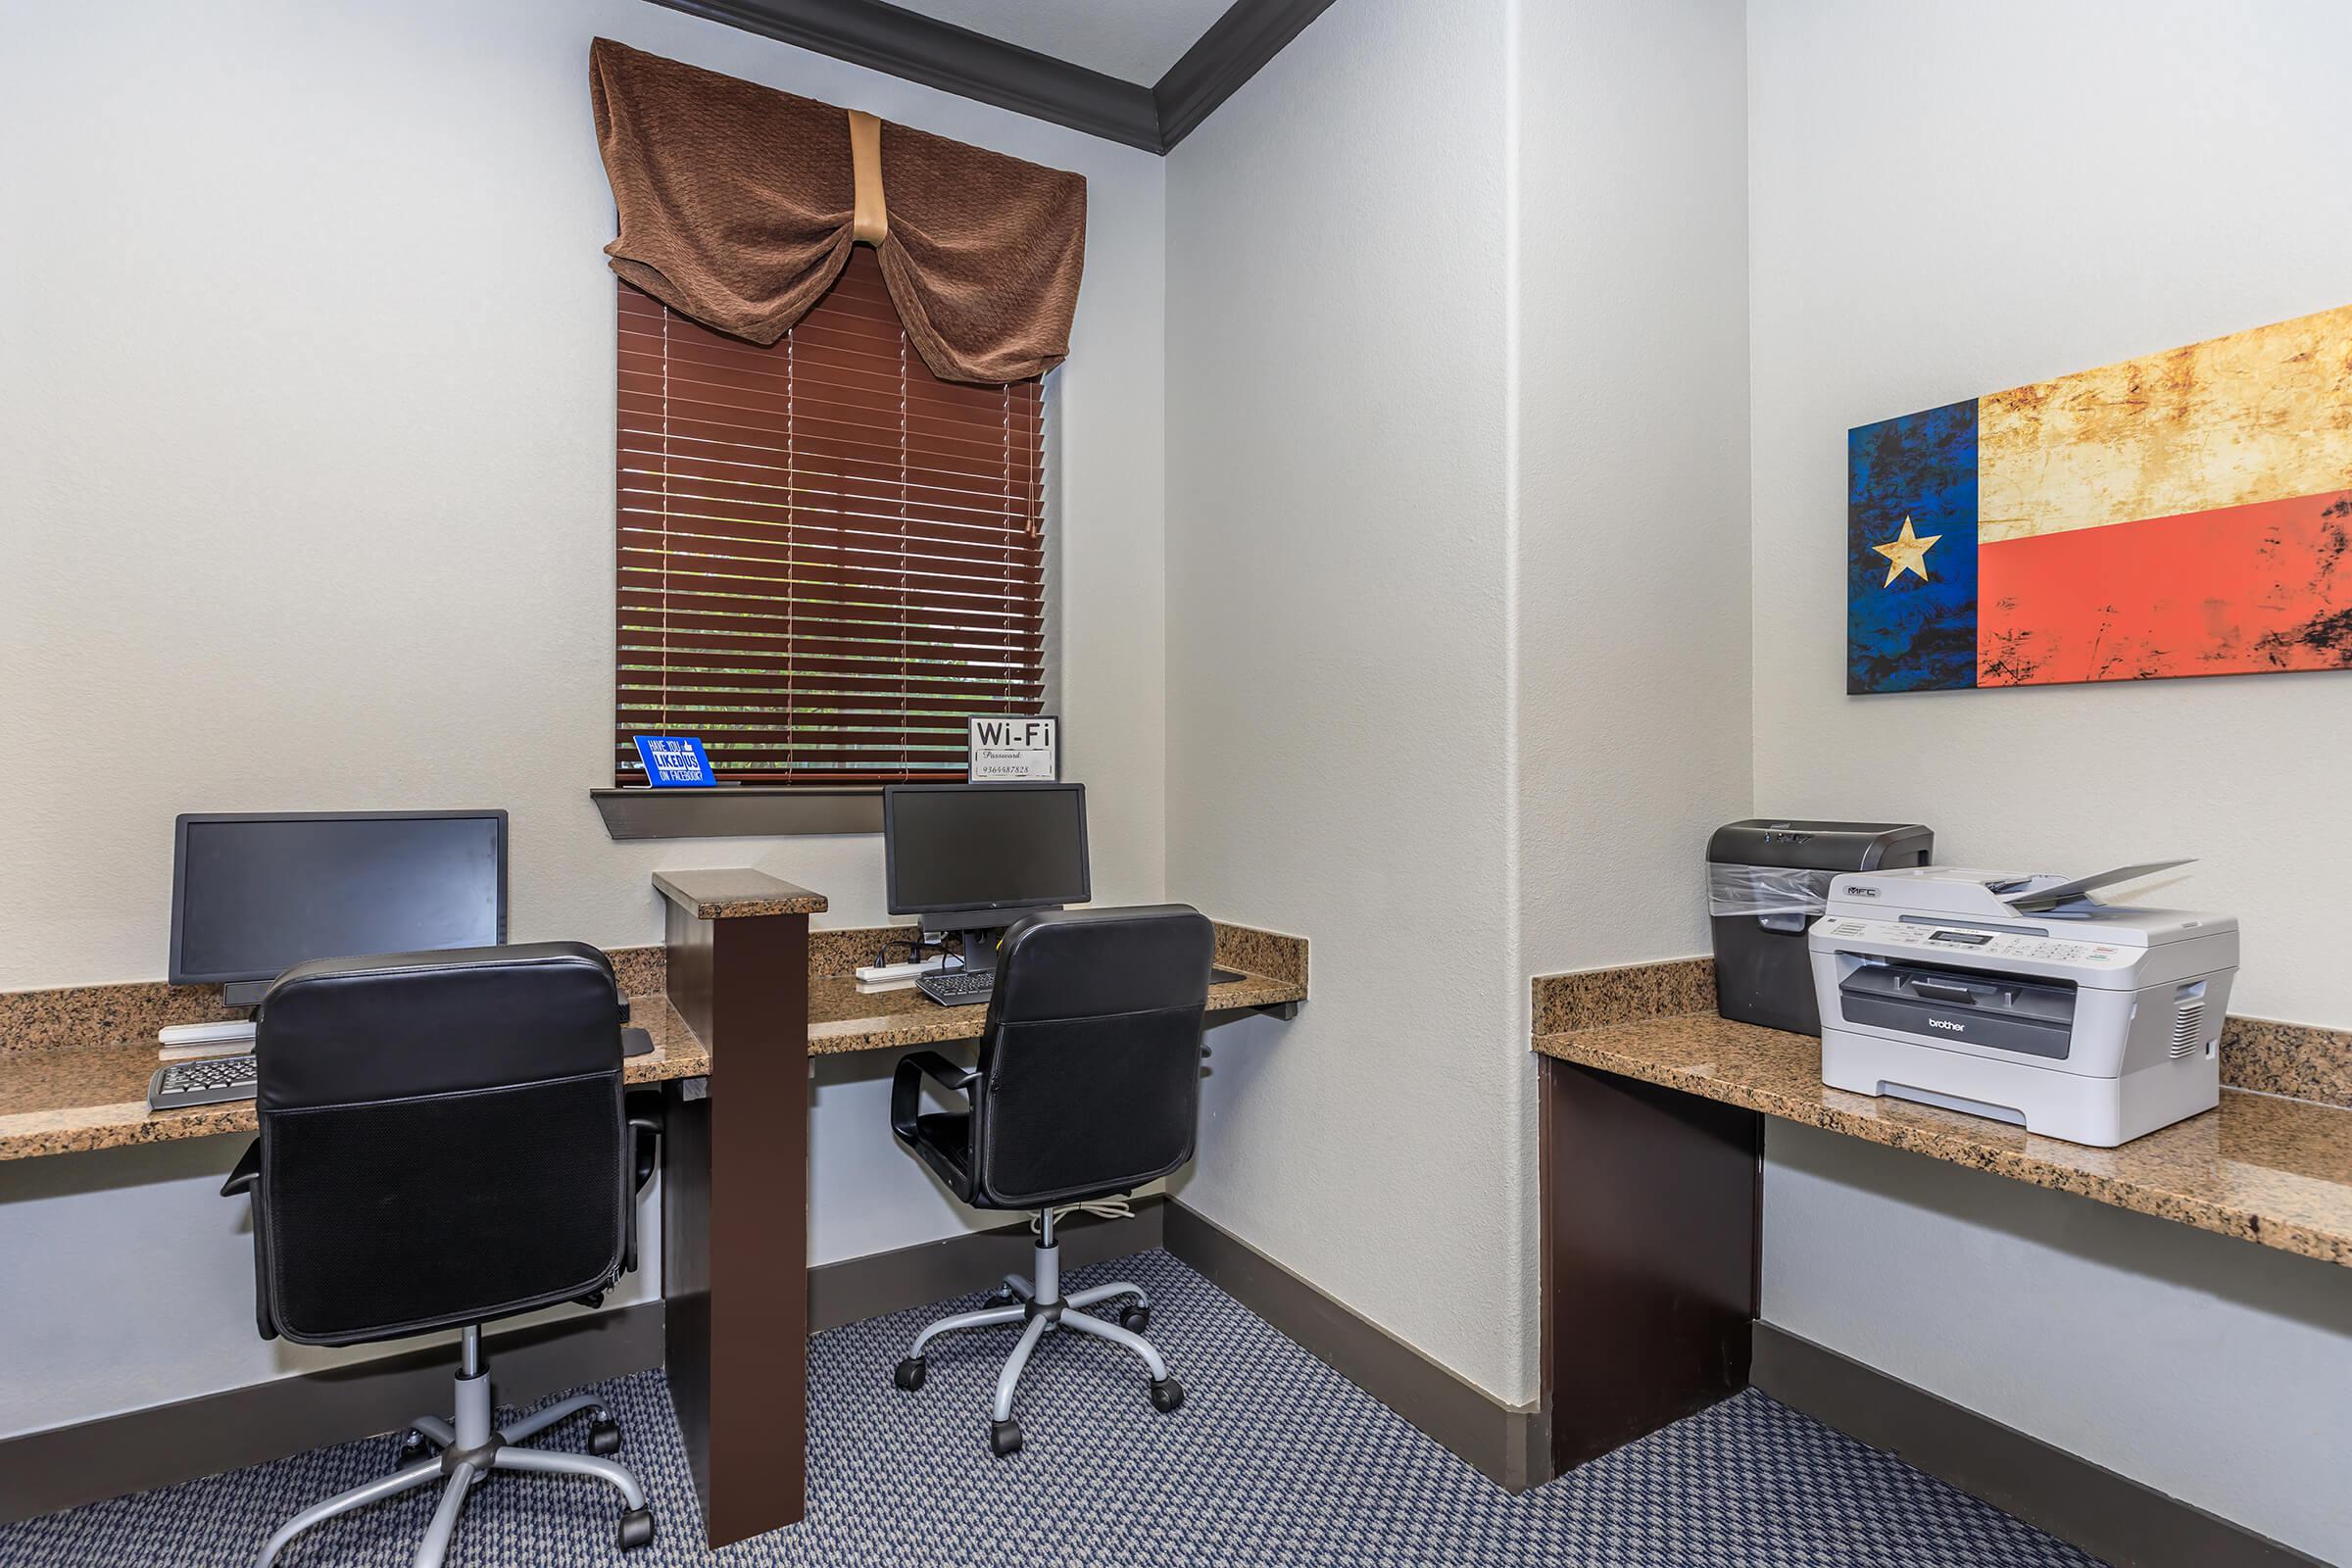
(1978, 490, 2352, 685)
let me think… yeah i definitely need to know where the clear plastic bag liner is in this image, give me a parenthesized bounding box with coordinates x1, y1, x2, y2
(1707, 862, 1836, 918)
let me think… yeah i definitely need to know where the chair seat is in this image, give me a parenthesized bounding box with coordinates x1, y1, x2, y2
(907, 1111, 975, 1201)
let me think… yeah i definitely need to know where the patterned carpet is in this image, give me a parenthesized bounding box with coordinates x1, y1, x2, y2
(0, 1249, 2101, 1567)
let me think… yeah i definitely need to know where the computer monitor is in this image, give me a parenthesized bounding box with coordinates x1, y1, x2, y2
(170, 810, 509, 1006)
(883, 783, 1089, 970)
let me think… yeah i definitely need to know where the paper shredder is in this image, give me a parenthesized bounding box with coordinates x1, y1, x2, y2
(1706, 820, 1934, 1035)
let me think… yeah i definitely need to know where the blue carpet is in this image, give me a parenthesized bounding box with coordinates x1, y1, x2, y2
(0, 1249, 2101, 1566)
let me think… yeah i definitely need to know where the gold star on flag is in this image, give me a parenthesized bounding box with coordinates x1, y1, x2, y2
(1872, 515, 1941, 585)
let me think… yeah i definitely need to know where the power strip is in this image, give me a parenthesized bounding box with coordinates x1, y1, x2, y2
(855, 955, 956, 985)
(158, 1019, 258, 1059)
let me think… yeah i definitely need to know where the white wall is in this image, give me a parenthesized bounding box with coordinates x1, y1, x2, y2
(1164, 0, 1526, 1401)
(0, 0, 1164, 1437)
(1516, 0, 1750, 980)
(1767, 1124, 2352, 1558)
(1159, 0, 1750, 1409)
(1748, 3, 2352, 1556)
(1513, 0, 1751, 1403)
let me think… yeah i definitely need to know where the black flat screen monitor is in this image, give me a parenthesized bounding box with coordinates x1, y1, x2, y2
(883, 783, 1089, 923)
(170, 810, 509, 1002)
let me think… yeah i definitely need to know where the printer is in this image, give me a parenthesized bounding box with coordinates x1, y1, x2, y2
(1807, 861, 2236, 1147)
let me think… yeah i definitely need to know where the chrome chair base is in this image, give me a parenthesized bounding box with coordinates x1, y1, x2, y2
(891, 1212, 1184, 1456)
(252, 1327, 654, 1568)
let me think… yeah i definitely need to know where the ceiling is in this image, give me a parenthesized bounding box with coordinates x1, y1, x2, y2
(881, 0, 1239, 84)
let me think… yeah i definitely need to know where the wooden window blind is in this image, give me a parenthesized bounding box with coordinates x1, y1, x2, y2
(614, 248, 1047, 785)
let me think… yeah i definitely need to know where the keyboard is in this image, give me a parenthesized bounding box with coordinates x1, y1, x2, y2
(918, 968, 996, 1007)
(917, 966, 1249, 1008)
(148, 1054, 258, 1110)
(147, 1031, 651, 1112)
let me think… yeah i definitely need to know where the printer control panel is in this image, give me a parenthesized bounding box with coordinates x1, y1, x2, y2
(1817, 918, 2126, 968)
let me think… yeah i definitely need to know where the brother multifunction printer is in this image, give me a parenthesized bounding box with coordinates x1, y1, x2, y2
(1806, 861, 2237, 1147)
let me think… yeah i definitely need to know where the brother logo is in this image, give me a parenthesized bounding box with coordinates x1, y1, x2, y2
(1928, 1018, 1967, 1033)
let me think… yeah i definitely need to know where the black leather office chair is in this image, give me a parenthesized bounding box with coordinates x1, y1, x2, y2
(889, 904, 1214, 1456)
(220, 942, 660, 1568)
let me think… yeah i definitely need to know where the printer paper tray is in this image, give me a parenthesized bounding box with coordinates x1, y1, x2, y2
(1838, 957, 2075, 1060)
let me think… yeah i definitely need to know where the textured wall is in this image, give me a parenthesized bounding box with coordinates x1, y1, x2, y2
(1513, 0, 1752, 1398)
(1748, 3, 2352, 1555)
(1164, 0, 1526, 1401)
(1516, 2, 1751, 976)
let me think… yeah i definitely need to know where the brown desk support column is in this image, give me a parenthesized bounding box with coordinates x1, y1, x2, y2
(653, 869, 826, 1548)
(1539, 1054, 1760, 1475)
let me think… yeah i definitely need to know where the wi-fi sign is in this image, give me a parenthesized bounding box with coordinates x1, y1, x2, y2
(966, 715, 1058, 781)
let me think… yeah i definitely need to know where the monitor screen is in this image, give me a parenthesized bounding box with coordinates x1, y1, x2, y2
(884, 784, 1089, 916)
(171, 811, 508, 985)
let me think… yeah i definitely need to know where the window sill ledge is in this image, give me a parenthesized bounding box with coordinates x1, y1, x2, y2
(591, 787, 884, 840)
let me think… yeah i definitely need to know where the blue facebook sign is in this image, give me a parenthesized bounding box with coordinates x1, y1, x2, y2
(632, 735, 717, 788)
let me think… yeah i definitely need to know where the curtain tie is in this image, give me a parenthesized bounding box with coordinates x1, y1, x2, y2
(848, 109, 888, 245)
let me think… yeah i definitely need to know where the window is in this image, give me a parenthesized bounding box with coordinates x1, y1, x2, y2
(614, 249, 1047, 786)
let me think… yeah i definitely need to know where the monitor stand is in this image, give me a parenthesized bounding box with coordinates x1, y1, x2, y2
(941, 926, 1004, 977)
(222, 980, 270, 1009)
(924, 906, 1065, 978)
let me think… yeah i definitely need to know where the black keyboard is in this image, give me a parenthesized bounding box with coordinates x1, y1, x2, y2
(918, 968, 996, 1007)
(149, 1054, 258, 1110)
(917, 966, 1248, 1009)
(147, 1031, 651, 1113)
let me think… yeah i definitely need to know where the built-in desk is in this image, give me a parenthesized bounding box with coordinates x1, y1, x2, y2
(0, 872, 1307, 1547)
(1527, 957, 2352, 1487)
(0, 1006, 710, 1162)
(1536, 1010, 2352, 1268)
(0, 958, 1301, 1163)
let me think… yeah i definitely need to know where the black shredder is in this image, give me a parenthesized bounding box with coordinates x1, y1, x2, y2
(1706, 820, 1934, 1035)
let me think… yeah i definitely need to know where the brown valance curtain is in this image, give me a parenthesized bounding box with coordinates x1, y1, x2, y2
(588, 38, 1086, 385)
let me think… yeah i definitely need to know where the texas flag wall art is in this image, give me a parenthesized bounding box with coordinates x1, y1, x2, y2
(1847, 303, 2352, 694)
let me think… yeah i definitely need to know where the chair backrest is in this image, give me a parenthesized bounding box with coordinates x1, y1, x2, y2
(970, 905, 1215, 1208)
(253, 942, 627, 1346)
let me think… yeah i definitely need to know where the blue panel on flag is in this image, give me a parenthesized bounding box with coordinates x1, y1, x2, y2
(1847, 398, 1980, 694)
(633, 735, 717, 787)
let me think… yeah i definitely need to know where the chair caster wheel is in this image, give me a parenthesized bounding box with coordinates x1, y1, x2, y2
(1119, 1304, 1151, 1334)
(588, 1417, 623, 1456)
(990, 1417, 1023, 1456)
(894, 1356, 927, 1392)
(1151, 1376, 1185, 1413)
(615, 1506, 656, 1550)
(394, 1431, 430, 1466)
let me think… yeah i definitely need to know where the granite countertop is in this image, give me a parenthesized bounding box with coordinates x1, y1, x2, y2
(0, 935, 1307, 1160)
(0, 998, 711, 1163)
(652, 868, 829, 919)
(1534, 1011, 2352, 1269)
(808, 965, 1306, 1054)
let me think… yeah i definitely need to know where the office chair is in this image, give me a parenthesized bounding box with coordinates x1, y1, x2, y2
(218, 943, 661, 1568)
(889, 904, 1214, 1456)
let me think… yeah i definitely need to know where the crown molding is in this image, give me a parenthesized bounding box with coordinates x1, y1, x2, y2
(644, 0, 1338, 155)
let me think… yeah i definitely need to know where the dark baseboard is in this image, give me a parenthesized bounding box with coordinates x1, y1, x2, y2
(0, 1201, 1168, 1526)
(1161, 1200, 1544, 1492)
(811, 1196, 1164, 1332)
(1752, 1323, 2325, 1568)
(0, 1302, 664, 1527)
